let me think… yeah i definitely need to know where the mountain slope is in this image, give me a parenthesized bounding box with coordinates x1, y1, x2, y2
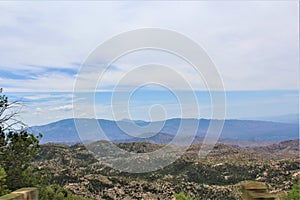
(32, 139, 300, 199)
(31, 118, 299, 145)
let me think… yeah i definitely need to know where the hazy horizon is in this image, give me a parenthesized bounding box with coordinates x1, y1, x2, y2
(5, 90, 298, 126)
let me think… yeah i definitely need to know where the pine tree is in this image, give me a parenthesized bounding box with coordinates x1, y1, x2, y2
(0, 88, 42, 190)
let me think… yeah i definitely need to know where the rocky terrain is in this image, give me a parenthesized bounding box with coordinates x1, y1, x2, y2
(32, 139, 300, 199)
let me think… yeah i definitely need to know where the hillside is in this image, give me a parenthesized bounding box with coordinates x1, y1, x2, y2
(32, 139, 300, 199)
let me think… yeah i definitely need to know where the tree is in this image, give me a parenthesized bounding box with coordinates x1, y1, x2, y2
(39, 184, 91, 200)
(0, 129, 42, 190)
(0, 88, 23, 129)
(0, 88, 42, 190)
(287, 182, 300, 200)
(174, 192, 195, 200)
(0, 165, 9, 196)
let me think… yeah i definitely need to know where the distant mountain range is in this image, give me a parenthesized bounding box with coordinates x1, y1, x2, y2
(245, 113, 299, 124)
(30, 118, 299, 146)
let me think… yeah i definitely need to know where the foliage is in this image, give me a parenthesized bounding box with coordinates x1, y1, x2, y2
(0, 126, 42, 190)
(0, 89, 43, 190)
(174, 192, 195, 200)
(0, 89, 88, 200)
(0, 166, 9, 196)
(39, 184, 91, 200)
(287, 182, 300, 200)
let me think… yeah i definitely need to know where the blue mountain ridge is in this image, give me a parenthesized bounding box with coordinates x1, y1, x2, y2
(30, 118, 299, 145)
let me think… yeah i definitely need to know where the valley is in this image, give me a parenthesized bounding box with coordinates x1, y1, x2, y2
(32, 139, 300, 199)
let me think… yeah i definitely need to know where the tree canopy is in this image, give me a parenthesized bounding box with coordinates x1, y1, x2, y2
(0, 88, 42, 190)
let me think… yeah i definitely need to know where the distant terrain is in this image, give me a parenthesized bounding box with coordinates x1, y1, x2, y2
(32, 139, 300, 199)
(246, 113, 299, 124)
(31, 118, 299, 146)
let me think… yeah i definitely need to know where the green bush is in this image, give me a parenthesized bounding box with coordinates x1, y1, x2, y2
(0, 166, 9, 196)
(0, 89, 43, 190)
(39, 184, 91, 200)
(174, 192, 195, 200)
(287, 182, 300, 200)
(0, 128, 42, 190)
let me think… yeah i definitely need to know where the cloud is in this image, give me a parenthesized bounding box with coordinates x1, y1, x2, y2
(51, 105, 73, 111)
(2, 71, 76, 92)
(0, 1, 298, 93)
(23, 94, 55, 100)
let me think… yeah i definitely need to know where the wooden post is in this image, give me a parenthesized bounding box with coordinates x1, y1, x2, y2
(0, 188, 38, 200)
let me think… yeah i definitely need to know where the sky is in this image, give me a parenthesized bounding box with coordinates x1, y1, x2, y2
(0, 1, 299, 125)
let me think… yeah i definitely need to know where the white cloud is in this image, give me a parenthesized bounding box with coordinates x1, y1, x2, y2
(0, 1, 298, 92)
(23, 94, 54, 100)
(2, 72, 76, 92)
(51, 105, 73, 111)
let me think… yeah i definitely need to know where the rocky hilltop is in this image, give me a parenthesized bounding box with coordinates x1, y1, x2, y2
(32, 139, 300, 199)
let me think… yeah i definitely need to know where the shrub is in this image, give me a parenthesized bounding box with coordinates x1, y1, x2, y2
(0, 166, 9, 196)
(39, 184, 91, 200)
(287, 182, 300, 200)
(174, 192, 195, 200)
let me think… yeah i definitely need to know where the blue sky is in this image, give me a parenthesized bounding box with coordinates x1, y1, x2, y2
(0, 1, 299, 125)
(6, 90, 298, 126)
